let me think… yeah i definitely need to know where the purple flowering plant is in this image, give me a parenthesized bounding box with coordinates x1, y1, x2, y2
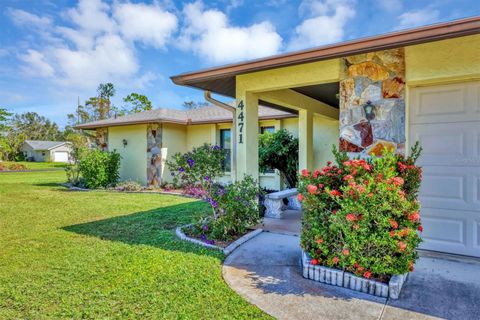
(168, 144, 262, 242)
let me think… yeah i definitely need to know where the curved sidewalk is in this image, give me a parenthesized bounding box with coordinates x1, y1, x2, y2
(223, 231, 480, 320)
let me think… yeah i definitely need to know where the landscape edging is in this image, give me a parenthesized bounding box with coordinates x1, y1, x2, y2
(301, 250, 408, 299)
(176, 224, 263, 256)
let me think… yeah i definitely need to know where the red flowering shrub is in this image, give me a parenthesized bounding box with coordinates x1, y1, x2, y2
(299, 144, 423, 281)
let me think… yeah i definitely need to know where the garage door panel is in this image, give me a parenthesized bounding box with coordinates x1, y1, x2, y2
(410, 81, 480, 124)
(420, 166, 478, 212)
(410, 80, 480, 257)
(420, 212, 466, 245)
(420, 208, 480, 257)
(54, 151, 69, 162)
(412, 122, 478, 166)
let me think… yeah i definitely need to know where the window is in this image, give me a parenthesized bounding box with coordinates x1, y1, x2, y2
(220, 129, 231, 172)
(261, 126, 275, 134)
(260, 126, 275, 173)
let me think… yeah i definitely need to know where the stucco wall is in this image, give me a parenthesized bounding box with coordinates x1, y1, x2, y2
(313, 116, 339, 166)
(162, 123, 187, 182)
(405, 34, 480, 85)
(186, 124, 215, 149)
(108, 124, 147, 185)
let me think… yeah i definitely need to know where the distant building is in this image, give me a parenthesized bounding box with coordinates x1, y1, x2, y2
(22, 140, 72, 162)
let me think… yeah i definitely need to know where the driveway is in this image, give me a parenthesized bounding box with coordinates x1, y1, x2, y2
(223, 231, 480, 320)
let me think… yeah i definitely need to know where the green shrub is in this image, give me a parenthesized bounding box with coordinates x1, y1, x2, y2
(78, 149, 120, 189)
(299, 144, 423, 281)
(259, 129, 298, 188)
(167, 143, 226, 189)
(191, 176, 262, 242)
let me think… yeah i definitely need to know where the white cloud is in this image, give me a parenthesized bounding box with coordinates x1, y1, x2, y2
(178, 1, 282, 64)
(19, 49, 55, 77)
(288, 0, 356, 51)
(65, 0, 115, 36)
(397, 8, 440, 29)
(8, 0, 177, 90)
(53, 34, 138, 87)
(6, 8, 52, 28)
(113, 2, 178, 49)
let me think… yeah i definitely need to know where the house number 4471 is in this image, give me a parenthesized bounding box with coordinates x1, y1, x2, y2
(237, 100, 244, 143)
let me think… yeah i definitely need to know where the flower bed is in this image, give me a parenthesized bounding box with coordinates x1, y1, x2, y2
(298, 144, 422, 297)
(167, 144, 263, 245)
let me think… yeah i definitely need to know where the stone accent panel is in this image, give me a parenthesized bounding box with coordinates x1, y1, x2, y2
(340, 48, 406, 156)
(147, 124, 163, 187)
(95, 128, 108, 151)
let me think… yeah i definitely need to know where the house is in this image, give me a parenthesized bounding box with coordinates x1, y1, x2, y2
(170, 17, 480, 258)
(22, 140, 72, 162)
(75, 104, 339, 190)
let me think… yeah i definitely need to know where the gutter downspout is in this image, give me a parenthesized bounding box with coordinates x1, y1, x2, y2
(204, 91, 237, 182)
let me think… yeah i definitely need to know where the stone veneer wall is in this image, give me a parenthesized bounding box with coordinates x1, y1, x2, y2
(95, 128, 108, 151)
(339, 48, 406, 156)
(147, 124, 163, 187)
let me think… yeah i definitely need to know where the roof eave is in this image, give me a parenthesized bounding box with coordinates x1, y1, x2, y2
(171, 17, 480, 86)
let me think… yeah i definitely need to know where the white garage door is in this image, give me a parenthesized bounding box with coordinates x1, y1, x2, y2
(409, 81, 480, 257)
(53, 151, 69, 162)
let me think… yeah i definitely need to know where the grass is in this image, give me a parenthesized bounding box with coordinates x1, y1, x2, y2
(1, 161, 67, 170)
(0, 171, 270, 319)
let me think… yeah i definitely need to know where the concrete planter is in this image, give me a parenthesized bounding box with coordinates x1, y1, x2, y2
(176, 224, 263, 256)
(301, 250, 408, 299)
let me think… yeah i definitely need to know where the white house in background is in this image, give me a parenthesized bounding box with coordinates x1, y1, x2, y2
(21, 140, 72, 162)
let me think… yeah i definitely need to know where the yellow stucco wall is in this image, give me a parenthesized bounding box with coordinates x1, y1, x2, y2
(313, 116, 339, 167)
(108, 124, 147, 185)
(162, 123, 187, 182)
(236, 58, 342, 93)
(186, 124, 215, 149)
(405, 34, 480, 85)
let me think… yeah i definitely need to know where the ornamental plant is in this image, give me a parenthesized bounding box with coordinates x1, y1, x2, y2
(167, 144, 261, 242)
(259, 129, 299, 188)
(299, 143, 423, 281)
(167, 143, 226, 189)
(78, 149, 121, 189)
(193, 176, 261, 242)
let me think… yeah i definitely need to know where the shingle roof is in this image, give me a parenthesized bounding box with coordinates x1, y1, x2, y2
(75, 104, 296, 129)
(24, 140, 67, 150)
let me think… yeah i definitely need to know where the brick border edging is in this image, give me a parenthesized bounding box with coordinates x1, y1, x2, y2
(301, 250, 408, 299)
(176, 224, 263, 256)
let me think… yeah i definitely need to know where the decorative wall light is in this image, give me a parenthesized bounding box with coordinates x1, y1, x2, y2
(363, 100, 376, 122)
(122, 139, 128, 147)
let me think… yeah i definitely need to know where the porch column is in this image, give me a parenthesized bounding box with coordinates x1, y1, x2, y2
(298, 109, 314, 172)
(235, 90, 259, 181)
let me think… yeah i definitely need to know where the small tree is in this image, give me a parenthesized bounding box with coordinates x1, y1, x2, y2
(120, 93, 153, 115)
(64, 133, 88, 185)
(259, 129, 299, 188)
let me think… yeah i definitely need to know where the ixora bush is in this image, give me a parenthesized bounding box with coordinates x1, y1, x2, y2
(77, 149, 121, 189)
(298, 144, 423, 282)
(167, 144, 262, 243)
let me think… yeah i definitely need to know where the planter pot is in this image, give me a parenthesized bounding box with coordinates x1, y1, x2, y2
(301, 250, 408, 299)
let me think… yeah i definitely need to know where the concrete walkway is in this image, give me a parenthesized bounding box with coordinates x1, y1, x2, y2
(223, 231, 480, 320)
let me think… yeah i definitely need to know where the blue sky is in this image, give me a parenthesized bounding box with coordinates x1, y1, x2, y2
(0, 0, 479, 127)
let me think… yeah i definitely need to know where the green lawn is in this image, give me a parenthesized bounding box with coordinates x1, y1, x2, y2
(0, 171, 269, 319)
(1, 161, 67, 170)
